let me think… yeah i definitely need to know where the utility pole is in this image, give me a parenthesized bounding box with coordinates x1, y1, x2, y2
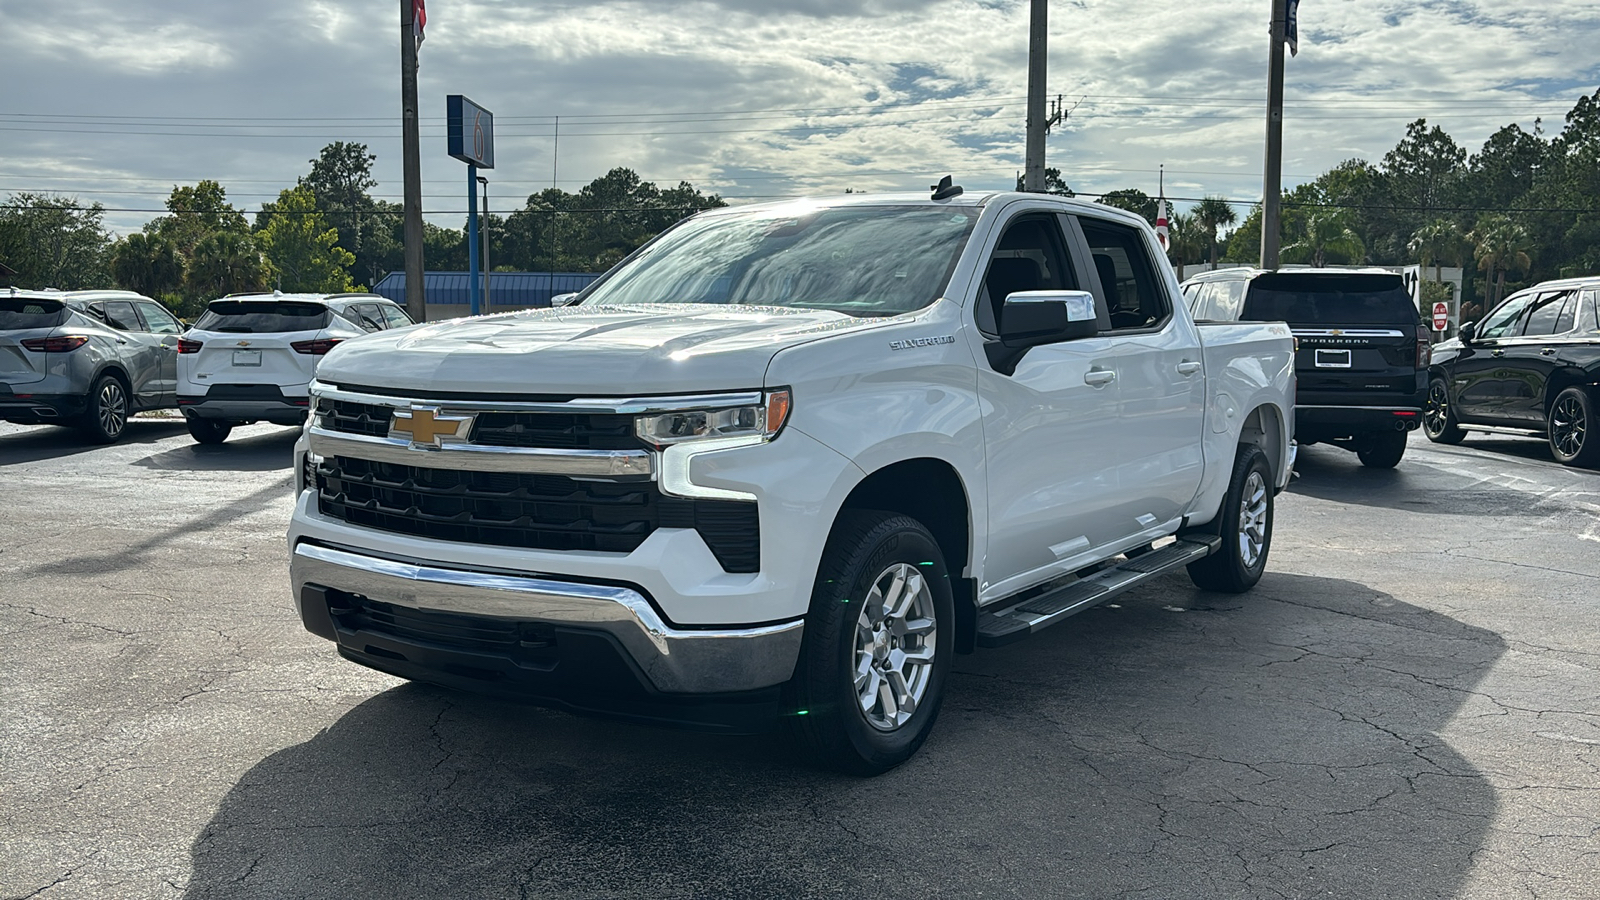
(1023, 0, 1049, 192)
(1260, 0, 1287, 269)
(400, 0, 426, 321)
(478, 175, 490, 315)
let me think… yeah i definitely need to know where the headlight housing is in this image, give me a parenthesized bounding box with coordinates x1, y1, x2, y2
(634, 389, 791, 448)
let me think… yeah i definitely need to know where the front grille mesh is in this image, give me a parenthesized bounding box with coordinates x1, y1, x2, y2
(316, 457, 760, 571)
(319, 399, 390, 437)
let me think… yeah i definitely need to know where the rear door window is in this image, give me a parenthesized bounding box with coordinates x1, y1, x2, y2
(1521, 292, 1573, 337)
(0, 297, 68, 330)
(1078, 218, 1170, 331)
(194, 300, 331, 334)
(98, 300, 143, 332)
(1242, 273, 1415, 326)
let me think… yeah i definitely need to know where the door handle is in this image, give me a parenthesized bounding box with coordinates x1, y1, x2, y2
(1176, 360, 1202, 376)
(1492, 349, 1504, 357)
(1540, 348, 1557, 356)
(1084, 369, 1117, 387)
(115, 338, 128, 345)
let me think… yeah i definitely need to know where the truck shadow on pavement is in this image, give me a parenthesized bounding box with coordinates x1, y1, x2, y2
(134, 426, 299, 472)
(0, 419, 188, 466)
(184, 573, 1503, 900)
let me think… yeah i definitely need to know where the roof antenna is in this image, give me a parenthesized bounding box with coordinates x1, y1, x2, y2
(930, 175, 963, 201)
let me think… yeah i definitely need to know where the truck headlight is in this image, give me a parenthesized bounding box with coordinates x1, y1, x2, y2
(635, 390, 791, 448)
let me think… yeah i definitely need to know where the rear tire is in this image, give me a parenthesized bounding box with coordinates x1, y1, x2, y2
(1424, 377, 1466, 444)
(1187, 445, 1273, 593)
(77, 375, 128, 444)
(1357, 431, 1407, 468)
(186, 418, 232, 445)
(1549, 387, 1600, 468)
(788, 511, 954, 775)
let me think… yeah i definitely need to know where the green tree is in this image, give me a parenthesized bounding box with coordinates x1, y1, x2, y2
(499, 169, 724, 273)
(1409, 219, 1468, 286)
(1015, 168, 1075, 196)
(0, 193, 114, 289)
(1096, 188, 1155, 223)
(1165, 213, 1207, 275)
(257, 186, 355, 292)
(146, 180, 249, 259)
(1470, 213, 1534, 307)
(186, 231, 270, 309)
(1282, 209, 1365, 267)
(1192, 196, 1238, 266)
(111, 232, 183, 297)
(291, 142, 399, 286)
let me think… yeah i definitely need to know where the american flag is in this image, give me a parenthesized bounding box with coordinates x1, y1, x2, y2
(1155, 198, 1170, 251)
(413, 0, 427, 48)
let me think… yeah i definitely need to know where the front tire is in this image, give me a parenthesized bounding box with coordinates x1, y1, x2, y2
(1549, 387, 1600, 468)
(789, 511, 954, 775)
(78, 375, 128, 444)
(1187, 445, 1273, 593)
(1424, 377, 1466, 444)
(186, 418, 233, 445)
(1357, 430, 1408, 468)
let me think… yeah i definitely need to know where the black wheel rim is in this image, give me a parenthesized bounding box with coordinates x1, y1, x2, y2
(1425, 382, 1450, 437)
(1551, 395, 1586, 458)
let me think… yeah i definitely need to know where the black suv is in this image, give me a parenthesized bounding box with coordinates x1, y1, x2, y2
(1425, 276, 1600, 467)
(1182, 268, 1429, 468)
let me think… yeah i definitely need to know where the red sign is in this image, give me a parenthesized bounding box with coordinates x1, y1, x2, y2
(1432, 301, 1449, 332)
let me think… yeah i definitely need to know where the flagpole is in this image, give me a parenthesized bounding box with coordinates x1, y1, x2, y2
(401, 0, 426, 322)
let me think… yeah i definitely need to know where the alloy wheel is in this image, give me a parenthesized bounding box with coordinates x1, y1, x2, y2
(98, 381, 127, 438)
(1237, 470, 1269, 569)
(1552, 394, 1587, 458)
(1425, 382, 1450, 437)
(853, 562, 937, 732)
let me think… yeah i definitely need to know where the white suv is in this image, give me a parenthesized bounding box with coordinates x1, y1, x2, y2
(177, 292, 412, 444)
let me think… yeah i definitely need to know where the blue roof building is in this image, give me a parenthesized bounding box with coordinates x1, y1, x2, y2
(372, 271, 601, 319)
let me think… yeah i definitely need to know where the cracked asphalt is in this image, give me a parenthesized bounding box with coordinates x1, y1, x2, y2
(2, 419, 1598, 899)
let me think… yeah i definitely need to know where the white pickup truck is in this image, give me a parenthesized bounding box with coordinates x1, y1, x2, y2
(288, 184, 1295, 774)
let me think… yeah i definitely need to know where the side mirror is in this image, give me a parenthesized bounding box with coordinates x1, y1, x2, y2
(987, 290, 1099, 375)
(550, 292, 580, 308)
(1458, 320, 1477, 343)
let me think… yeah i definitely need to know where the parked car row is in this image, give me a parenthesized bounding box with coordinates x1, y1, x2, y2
(0, 288, 413, 444)
(1179, 269, 1600, 469)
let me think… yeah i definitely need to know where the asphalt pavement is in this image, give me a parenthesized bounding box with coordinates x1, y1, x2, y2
(2, 419, 1597, 899)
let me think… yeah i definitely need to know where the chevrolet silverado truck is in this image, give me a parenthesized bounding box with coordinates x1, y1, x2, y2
(288, 183, 1295, 774)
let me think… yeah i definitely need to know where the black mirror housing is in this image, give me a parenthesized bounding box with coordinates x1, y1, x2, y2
(1458, 320, 1477, 343)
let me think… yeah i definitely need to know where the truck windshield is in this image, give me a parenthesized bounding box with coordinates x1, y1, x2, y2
(1242, 273, 1418, 326)
(579, 204, 979, 316)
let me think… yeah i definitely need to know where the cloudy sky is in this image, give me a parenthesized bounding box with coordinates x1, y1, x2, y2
(3, 0, 1597, 236)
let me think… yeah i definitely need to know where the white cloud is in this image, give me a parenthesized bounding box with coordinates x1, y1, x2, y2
(0, 0, 1595, 235)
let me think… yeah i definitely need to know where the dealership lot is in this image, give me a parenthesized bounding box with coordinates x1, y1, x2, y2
(2, 421, 1598, 899)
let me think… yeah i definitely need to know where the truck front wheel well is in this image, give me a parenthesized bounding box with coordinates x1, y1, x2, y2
(837, 458, 975, 652)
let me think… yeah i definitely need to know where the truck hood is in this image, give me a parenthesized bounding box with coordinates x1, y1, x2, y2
(315, 303, 896, 396)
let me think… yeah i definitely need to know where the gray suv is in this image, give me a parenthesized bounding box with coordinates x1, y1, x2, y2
(0, 288, 185, 442)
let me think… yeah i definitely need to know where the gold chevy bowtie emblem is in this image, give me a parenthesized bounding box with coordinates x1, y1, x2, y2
(390, 406, 472, 449)
(236, 340, 251, 347)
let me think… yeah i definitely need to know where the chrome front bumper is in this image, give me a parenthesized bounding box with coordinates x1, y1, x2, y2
(290, 542, 803, 694)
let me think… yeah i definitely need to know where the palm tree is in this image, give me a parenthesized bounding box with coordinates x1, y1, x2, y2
(1192, 196, 1238, 267)
(1165, 213, 1206, 277)
(111, 232, 183, 297)
(1409, 219, 1467, 288)
(186, 230, 269, 301)
(1469, 214, 1533, 307)
(1281, 210, 1365, 267)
